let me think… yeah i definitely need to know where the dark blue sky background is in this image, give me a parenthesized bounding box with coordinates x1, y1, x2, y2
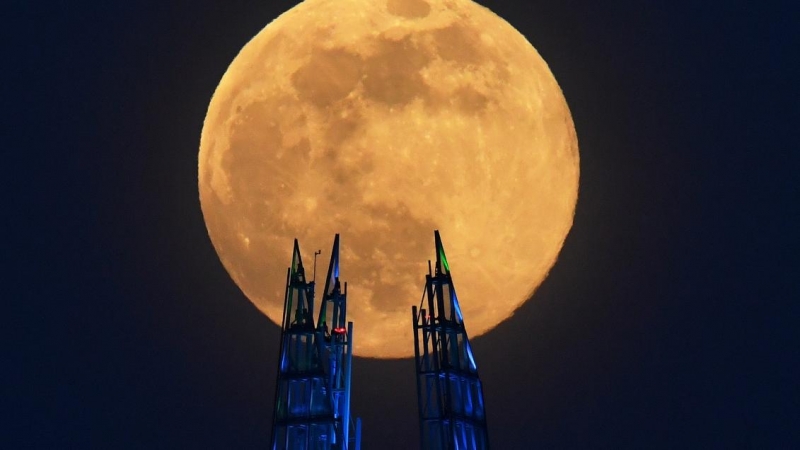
(6, 0, 799, 448)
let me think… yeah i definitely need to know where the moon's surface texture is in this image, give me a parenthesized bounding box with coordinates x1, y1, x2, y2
(199, 0, 579, 358)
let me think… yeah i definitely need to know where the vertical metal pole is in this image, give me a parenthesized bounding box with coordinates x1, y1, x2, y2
(270, 267, 293, 449)
(354, 417, 362, 450)
(340, 281, 347, 328)
(343, 321, 354, 449)
(430, 275, 450, 449)
(412, 305, 425, 449)
(313, 249, 321, 282)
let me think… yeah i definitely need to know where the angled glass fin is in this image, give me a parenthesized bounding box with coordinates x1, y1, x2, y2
(285, 239, 304, 328)
(434, 229, 450, 274)
(318, 234, 341, 327)
(291, 238, 305, 279)
(284, 238, 314, 330)
(323, 234, 340, 298)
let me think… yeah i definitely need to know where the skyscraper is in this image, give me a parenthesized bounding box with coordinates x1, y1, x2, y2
(271, 235, 361, 450)
(412, 231, 490, 449)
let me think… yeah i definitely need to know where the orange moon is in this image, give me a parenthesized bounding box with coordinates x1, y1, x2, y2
(198, 0, 579, 358)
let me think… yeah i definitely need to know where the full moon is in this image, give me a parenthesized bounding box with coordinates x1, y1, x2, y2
(199, 0, 579, 358)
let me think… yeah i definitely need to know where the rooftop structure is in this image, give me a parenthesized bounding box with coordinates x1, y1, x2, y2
(270, 235, 361, 450)
(412, 230, 490, 450)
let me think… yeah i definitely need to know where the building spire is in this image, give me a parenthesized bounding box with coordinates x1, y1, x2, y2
(283, 238, 314, 331)
(318, 234, 342, 329)
(434, 229, 450, 275)
(271, 235, 361, 450)
(412, 230, 489, 449)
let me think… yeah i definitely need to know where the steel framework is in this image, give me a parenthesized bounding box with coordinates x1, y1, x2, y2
(412, 231, 489, 450)
(271, 235, 361, 450)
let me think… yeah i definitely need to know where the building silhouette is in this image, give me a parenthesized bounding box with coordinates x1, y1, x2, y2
(270, 230, 489, 449)
(412, 230, 490, 449)
(270, 235, 361, 450)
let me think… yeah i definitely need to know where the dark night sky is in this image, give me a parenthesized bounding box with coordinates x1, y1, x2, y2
(6, 0, 799, 448)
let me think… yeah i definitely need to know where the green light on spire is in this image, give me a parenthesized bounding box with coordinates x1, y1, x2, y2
(439, 244, 450, 273)
(434, 230, 450, 273)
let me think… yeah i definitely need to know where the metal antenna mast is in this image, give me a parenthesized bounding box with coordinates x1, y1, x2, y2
(313, 249, 322, 282)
